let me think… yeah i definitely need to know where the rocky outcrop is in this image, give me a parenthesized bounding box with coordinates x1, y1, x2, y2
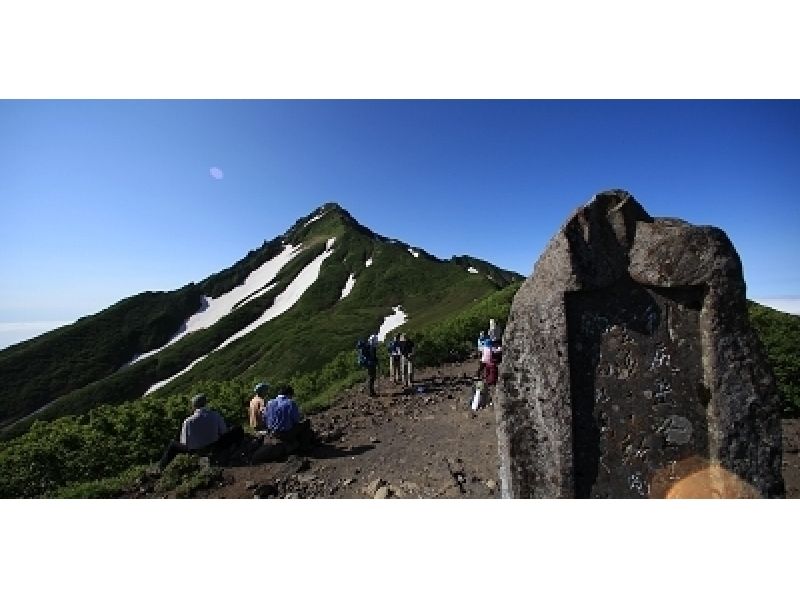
(494, 189, 784, 498)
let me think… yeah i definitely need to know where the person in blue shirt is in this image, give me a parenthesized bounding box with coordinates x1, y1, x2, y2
(260, 384, 316, 456)
(264, 384, 302, 435)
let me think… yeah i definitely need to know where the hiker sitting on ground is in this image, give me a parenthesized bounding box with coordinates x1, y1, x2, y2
(388, 333, 402, 384)
(263, 384, 312, 443)
(247, 382, 269, 430)
(158, 393, 244, 470)
(248, 382, 270, 430)
(398, 333, 415, 388)
(250, 385, 315, 464)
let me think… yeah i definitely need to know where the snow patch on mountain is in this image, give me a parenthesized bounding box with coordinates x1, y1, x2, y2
(408, 248, 419, 258)
(467, 266, 479, 274)
(144, 242, 337, 395)
(129, 245, 301, 365)
(340, 274, 356, 299)
(365, 257, 373, 267)
(304, 213, 324, 228)
(377, 306, 407, 341)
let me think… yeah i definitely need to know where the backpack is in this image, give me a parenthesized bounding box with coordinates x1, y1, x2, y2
(491, 347, 503, 364)
(356, 339, 369, 367)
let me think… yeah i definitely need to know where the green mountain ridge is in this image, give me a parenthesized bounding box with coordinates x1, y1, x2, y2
(0, 203, 523, 438)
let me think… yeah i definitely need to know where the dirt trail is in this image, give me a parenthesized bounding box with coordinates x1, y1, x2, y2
(142, 357, 800, 499)
(201, 360, 500, 499)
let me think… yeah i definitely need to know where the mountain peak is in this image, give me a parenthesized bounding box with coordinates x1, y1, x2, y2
(286, 202, 377, 243)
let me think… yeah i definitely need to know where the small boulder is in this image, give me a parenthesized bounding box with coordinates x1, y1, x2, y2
(365, 478, 386, 496)
(374, 486, 391, 499)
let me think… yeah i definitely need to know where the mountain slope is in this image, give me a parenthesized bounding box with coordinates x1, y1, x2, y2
(748, 301, 800, 415)
(0, 203, 522, 438)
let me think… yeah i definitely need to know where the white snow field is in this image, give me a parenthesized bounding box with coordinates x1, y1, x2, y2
(408, 248, 419, 258)
(365, 257, 373, 267)
(340, 273, 356, 299)
(467, 266, 479, 274)
(129, 244, 302, 365)
(144, 239, 337, 395)
(303, 212, 325, 228)
(377, 306, 408, 341)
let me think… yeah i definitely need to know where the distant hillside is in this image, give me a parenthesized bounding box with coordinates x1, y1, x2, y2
(748, 301, 800, 416)
(0, 203, 521, 438)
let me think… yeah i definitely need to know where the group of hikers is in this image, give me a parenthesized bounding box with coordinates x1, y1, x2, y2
(157, 320, 502, 471)
(157, 382, 313, 471)
(354, 319, 503, 402)
(356, 333, 416, 397)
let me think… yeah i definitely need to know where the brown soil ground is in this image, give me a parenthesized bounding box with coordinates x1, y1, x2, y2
(139, 357, 800, 499)
(200, 359, 499, 499)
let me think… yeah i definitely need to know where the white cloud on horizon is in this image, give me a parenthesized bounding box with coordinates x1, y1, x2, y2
(752, 297, 800, 315)
(0, 321, 72, 350)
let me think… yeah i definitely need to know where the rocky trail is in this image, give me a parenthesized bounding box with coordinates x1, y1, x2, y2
(131, 355, 800, 499)
(146, 359, 501, 499)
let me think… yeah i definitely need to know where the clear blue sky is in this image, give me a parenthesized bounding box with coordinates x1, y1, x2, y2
(1, 100, 798, 343)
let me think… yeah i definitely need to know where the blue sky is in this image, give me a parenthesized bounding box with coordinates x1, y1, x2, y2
(1, 100, 798, 346)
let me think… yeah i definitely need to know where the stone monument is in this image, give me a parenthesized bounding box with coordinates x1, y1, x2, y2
(494, 190, 784, 498)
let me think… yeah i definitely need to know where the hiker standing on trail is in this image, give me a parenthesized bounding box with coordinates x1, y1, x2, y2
(477, 331, 490, 378)
(389, 333, 402, 384)
(398, 333, 415, 388)
(248, 382, 269, 430)
(482, 339, 501, 387)
(357, 335, 379, 397)
(158, 393, 244, 471)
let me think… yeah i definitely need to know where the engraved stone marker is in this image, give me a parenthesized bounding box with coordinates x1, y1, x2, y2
(494, 190, 784, 498)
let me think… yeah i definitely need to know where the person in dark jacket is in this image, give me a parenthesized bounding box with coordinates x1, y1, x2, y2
(388, 334, 402, 384)
(398, 333, 415, 388)
(365, 335, 379, 396)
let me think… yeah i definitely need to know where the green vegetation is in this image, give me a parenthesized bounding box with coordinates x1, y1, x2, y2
(48, 465, 148, 499)
(0, 281, 520, 498)
(0, 378, 250, 498)
(748, 301, 800, 416)
(154, 454, 224, 498)
(0, 287, 202, 425)
(450, 255, 525, 287)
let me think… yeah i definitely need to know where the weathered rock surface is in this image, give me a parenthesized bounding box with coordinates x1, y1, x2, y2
(494, 189, 784, 498)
